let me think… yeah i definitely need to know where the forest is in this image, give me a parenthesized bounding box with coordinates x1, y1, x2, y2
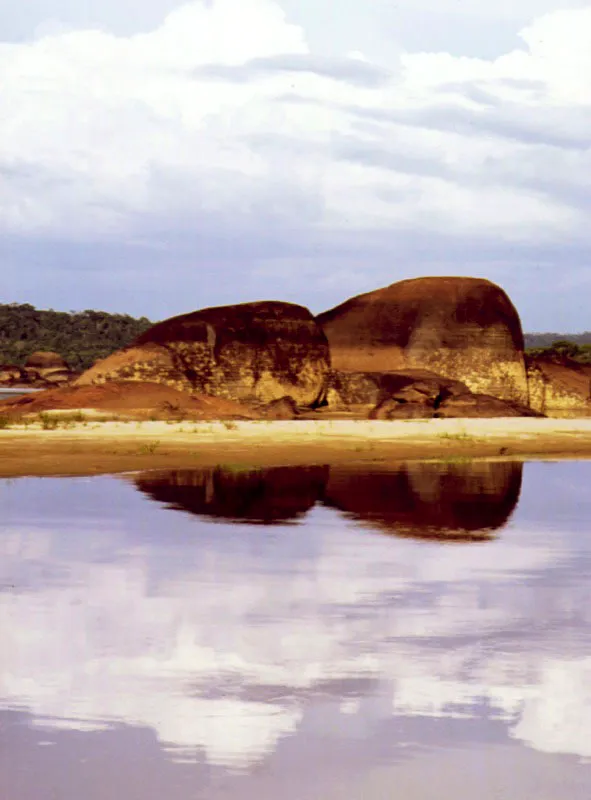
(0, 303, 154, 371)
(524, 333, 591, 364)
(524, 332, 591, 348)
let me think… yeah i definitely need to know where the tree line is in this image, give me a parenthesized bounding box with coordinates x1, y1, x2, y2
(525, 333, 591, 365)
(525, 332, 591, 348)
(0, 303, 154, 371)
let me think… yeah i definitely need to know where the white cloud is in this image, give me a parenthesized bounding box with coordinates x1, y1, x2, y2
(0, 1, 590, 247)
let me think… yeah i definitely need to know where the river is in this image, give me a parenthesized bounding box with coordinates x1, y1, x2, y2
(1, 459, 590, 799)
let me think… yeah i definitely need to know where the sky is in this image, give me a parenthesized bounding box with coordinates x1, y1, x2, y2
(1, 0, 590, 331)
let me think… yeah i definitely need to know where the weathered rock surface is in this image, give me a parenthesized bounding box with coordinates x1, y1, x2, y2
(262, 395, 300, 420)
(0, 364, 25, 386)
(527, 356, 591, 414)
(0, 351, 74, 388)
(77, 301, 329, 407)
(325, 367, 539, 419)
(327, 369, 469, 412)
(24, 351, 73, 384)
(25, 351, 69, 372)
(135, 466, 329, 524)
(324, 461, 523, 540)
(317, 277, 529, 405)
(434, 392, 540, 419)
(370, 392, 538, 419)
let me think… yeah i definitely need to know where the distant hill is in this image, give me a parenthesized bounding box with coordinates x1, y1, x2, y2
(0, 303, 154, 372)
(525, 332, 591, 348)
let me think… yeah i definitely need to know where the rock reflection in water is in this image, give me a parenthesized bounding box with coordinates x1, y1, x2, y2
(325, 461, 523, 540)
(135, 466, 328, 524)
(134, 461, 522, 539)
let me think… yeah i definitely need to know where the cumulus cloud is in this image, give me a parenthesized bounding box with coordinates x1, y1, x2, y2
(0, 1, 590, 324)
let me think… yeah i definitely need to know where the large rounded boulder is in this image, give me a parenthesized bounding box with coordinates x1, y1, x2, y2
(25, 351, 69, 371)
(23, 350, 73, 385)
(78, 301, 330, 407)
(317, 277, 529, 405)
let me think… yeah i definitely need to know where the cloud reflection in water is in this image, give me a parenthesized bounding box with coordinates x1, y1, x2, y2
(0, 461, 590, 776)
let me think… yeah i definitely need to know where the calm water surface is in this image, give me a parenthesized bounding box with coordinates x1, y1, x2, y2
(1, 460, 590, 799)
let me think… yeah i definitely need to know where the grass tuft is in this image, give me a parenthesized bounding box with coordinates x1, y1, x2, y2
(38, 412, 59, 430)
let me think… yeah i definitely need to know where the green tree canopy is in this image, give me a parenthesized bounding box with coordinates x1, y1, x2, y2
(0, 303, 154, 371)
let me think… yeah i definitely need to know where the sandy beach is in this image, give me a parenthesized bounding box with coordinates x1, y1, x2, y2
(2, 417, 591, 477)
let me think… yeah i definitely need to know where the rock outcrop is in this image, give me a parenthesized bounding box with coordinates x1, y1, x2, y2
(317, 277, 529, 406)
(0, 351, 74, 388)
(262, 395, 301, 420)
(24, 351, 69, 372)
(326, 369, 469, 412)
(77, 301, 329, 407)
(527, 356, 591, 414)
(0, 364, 25, 386)
(325, 368, 539, 419)
(324, 461, 523, 540)
(25, 350, 74, 386)
(370, 391, 538, 420)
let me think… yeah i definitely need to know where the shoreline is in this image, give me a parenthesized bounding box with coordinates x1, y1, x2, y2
(1, 418, 591, 477)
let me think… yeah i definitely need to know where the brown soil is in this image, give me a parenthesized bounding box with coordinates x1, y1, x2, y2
(0, 381, 258, 419)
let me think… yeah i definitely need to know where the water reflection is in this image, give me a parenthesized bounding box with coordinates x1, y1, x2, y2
(135, 466, 328, 524)
(1, 461, 591, 800)
(135, 461, 522, 540)
(325, 461, 522, 540)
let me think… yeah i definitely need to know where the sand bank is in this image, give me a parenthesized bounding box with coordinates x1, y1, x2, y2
(1, 418, 591, 477)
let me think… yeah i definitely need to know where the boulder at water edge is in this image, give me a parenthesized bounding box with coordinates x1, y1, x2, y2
(77, 301, 330, 407)
(317, 277, 529, 405)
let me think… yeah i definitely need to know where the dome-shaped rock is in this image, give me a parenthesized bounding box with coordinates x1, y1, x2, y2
(317, 277, 528, 405)
(25, 350, 69, 372)
(78, 301, 329, 407)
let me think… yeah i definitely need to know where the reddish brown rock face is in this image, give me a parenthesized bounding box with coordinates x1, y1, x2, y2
(19, 350, 74, 386)
(317, 277, 529, 405)
(78, 301, 330, 407)
(0, 364, 25, 385)
(24, 351, 69, 371)
(527, 357, 591, 413)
